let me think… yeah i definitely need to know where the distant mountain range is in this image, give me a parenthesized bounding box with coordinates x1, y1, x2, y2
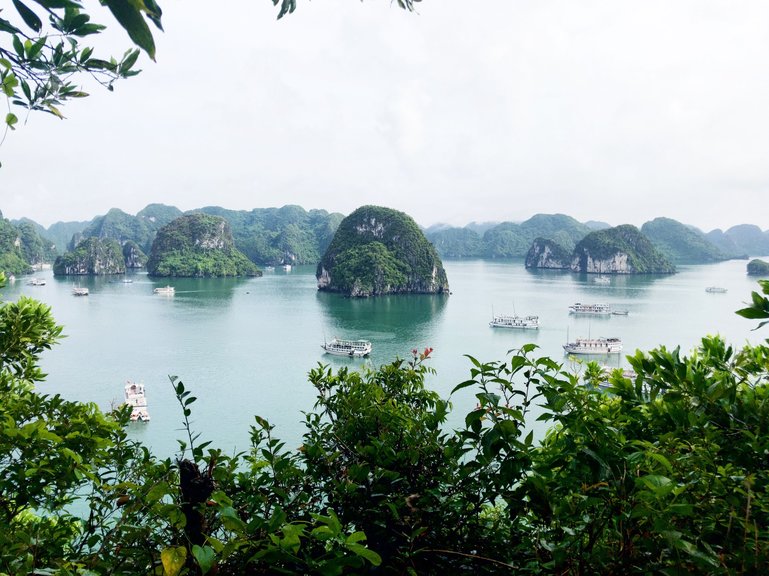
(2, 206, 768, 276)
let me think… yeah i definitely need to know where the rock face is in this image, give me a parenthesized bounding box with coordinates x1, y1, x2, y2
(747, 259, 769, 276)
(317, 205, 449, 297)
(525, 225, 676, 274)
(53, 238, 126, 275)
(123, 241, 147, 268)
(525, 238, 572, 269)
(146, 214, 260, 277)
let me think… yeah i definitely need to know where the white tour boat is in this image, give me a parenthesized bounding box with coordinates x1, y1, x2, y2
(72, 287, 89, 296)
(489, 313, 539, 329)
(569, 302, 612, 315)
(321, 338, 372, 357)
(153, 285, 175, 295)
(27, 278, 46, 286)
(563, 337, 623, 355)
(705, 286, 727, 293)
(124, 381, 150, 422)
(282, 264, 292, 271)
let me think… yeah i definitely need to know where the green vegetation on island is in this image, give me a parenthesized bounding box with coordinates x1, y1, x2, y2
(747, 258, 769, 276)
(74, 206, 182, 254)
(572, 224, 676, 274)
(317, 205, 449, 296)
(641, 217, 728, 264)
(53, 237, 126, 276)
(146, 214, 260, 277)
(3, 272, 769, 574)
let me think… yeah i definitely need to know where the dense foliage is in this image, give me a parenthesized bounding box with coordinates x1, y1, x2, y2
(427, 214, 592, 259)
(146, 213, 260, 278)
(573, 224, 676, 273)
(318, 205, 449, 296)
(3, 277, 769, 574)
(196, 205, 344, 266)
(73, 206, 182, 254)
(53, 236, 126, 275)
(747, 258, 769, 276)
(0, 214, 31, 275)
(641, 217, 728, 264)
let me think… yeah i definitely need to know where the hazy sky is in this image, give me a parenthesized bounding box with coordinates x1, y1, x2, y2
(2, 0, 768, 231)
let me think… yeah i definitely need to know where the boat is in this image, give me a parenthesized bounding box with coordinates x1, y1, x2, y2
(124, 381, 150, 422)
(569, 302, 612, 315)
(563, 337, 623, 355)
(122, 278, 133, 284)
(321, 338, 372, 357)
(705, 286, 727, 293)
(611, 309, 629, 316)
(489, 313, 539, 329)
(72, 287, 89, 296)
(27, 278, 46, 286)
(264, 266, 275, 272)
(282, 264, 292, 272)
(153, 285, 175, 295)
(7, 274, 15, 283)
(593, 276, 611, 285)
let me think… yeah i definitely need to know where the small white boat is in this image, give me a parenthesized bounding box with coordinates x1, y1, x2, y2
(282, 264, 292, 272)
(593, 276, 610, 285)
(124, 381, 150, 422)
(705, 286, 727, 293)
(153, 285, 175, 295)
(7, 274, 15, 283)
(122, 278, 133, 284)
(321, 338, 372, 357)
(72, 287, 89, 296)
(27, 278, 46, 286)
(611, 309, 629, 316)
(489, 313, 539, 329)
(264, 266, 275, 272)
(563, 337, 623, 355)
(569, 302, 612, 315)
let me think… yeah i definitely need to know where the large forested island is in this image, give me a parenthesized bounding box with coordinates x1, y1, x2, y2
(526, 224, 676, 274)
(53, 238, 126, 276)
(146, 213, 260, 277)
(317, 205, 450, 297)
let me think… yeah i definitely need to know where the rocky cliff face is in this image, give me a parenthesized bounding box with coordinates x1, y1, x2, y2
(53, 238, 126, 275)
(525, 238, 571, 269)
(525, 225, 675, 275)
(123, 241, 147, 268)
(147, 214, 260, 277)
(317, 205, 449, 297)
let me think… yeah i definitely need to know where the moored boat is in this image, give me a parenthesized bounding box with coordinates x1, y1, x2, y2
(153, 285, 175, 295)
(705, 286, 727, 293)
(569, 302, 612, 315)
(321, 338, 372, 357)
(563, 337, 623, 355)
(124, 381, 150, 422)
(593, 276, 610, 285)
(27, 278, 46, 286)
(489, 313, 539, 329)
(72, 287, 89, 296)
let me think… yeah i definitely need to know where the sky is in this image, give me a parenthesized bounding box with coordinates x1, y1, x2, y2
(2, 0, 769, 231)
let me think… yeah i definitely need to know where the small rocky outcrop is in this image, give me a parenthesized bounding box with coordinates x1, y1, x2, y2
(146, 214, 260, 277)
(747, 259, 769, 276)
(525, 238, 572, 269)
(53, 237, 126, 275)
(317, 205, 449, 297)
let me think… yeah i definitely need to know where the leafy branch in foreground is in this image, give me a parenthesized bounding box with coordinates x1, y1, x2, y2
(737, 279, 769, 330)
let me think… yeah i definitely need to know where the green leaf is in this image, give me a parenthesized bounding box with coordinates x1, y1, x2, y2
(104, 0, 156, 60)
(12, 0, 42, 33)
(5, 113, 18, 129)
(192, 545, 216, 575)
(346, 542, 382, 566)
(160, 546, 187, 576)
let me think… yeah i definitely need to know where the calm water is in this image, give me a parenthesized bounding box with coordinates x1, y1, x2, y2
(5, 259, 766, 457)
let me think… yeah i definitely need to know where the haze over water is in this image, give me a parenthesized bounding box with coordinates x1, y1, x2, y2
(6, 258, 764, 458)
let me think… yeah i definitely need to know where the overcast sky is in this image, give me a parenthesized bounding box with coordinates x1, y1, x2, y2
(2, 0, 768, 231)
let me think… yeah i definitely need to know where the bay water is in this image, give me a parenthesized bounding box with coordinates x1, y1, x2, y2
(5, 258, 765, 458)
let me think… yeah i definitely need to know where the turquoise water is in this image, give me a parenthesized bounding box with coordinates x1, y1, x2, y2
(5, 259, 765, 458)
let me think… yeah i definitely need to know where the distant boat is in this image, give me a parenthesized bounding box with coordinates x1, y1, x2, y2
(7, 274, 15, 283)
(72, 287, 89, 296)
(569, 302, 612, 315)
(153, 286, 175, 295)
(489, 313, 539, 329)
(563, 337, 623, 355)
(124, 381, 150, 422)
(611, 309, 629, 316)
(264, 266, 275, 272)
(122, 278, 133, 284)
(705, 286, 727, 293)
(27, 278, 46, 286)
(593, 276, 610, 285)
(282, 264, 292, 272)
(321, 338, 372, 357)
